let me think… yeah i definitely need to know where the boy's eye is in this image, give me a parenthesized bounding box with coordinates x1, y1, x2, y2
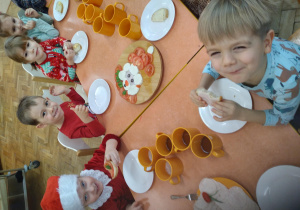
(12, 18, 15, 23)
(210, 52, 220, 56)
(24, 52, 28, 57)
(234, 46, 245, 50)
(27, 42, 30, 47)
(45, 101, 49, 106)
(81, 181, 85, 187)
(42, 111, 46, 117)
(84, 194, 88, 202)
(12, 26, 15, 33)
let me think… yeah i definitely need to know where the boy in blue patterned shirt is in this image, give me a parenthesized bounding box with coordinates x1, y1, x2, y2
(190, 0, 300, 127)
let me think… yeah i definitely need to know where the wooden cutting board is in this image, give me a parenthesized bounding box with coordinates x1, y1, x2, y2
(115, 40, 163, 104)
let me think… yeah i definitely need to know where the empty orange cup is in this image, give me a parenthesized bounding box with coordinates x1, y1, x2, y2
(82, 0, 103, 7)
(138, 146, 162, 172)
(155, 157, 184, 185)
(77, 3, 86, 19)
(119, 14, 142, 40)
(104, 2, 127, 25)
(85, 4, 103, 24)
(93, 13, 115, 36)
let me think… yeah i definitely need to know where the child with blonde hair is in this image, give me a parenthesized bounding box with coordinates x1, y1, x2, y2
(0, 8, 59, 41)
(190, 0, 300, 126)
(5, 35, 79, 83)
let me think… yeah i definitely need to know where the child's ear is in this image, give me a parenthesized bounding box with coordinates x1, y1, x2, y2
(264, 29, 275, 54)
(36, 123, 47, 129)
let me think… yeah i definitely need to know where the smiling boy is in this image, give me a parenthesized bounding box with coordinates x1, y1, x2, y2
(190, 0, 300, 126)
(17, 85, 106, 138)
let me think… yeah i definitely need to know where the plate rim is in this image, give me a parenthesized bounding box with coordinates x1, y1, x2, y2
(123, 149, 154, 193)
(88, 79, 111, 114)
(256, 165, 300, 209)
(71, 31, 89, 64)
(141, 0, 175, 41)
(53, 0, 69, 22)
(199, 78, 252, 134)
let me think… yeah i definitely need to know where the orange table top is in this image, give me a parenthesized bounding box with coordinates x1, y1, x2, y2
(50, 1, 300, 209)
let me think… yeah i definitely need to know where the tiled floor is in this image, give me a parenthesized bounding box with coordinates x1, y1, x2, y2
(0, 1, 299, 209)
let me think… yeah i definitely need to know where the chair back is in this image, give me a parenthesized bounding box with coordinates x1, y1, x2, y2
(22, 63, 45, 77)
(57, 132, 90, 152)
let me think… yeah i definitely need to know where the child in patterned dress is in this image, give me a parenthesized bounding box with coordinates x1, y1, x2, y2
(5, 35, 79, 83)
(190, 0, 300, 127)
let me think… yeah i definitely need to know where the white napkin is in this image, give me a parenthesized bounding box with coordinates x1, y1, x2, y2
(194, 178, 259, 210)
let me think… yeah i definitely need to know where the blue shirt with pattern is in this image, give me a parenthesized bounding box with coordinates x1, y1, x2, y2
(202, 37, 300, 126)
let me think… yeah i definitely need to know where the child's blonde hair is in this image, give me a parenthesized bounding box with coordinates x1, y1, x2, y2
(0, 13, 10, 37)
(17, 96, 43, 125)
(198, 0, 278, 45)
(5, 35, 40, 69)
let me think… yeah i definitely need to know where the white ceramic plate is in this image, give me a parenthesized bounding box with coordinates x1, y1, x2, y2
(71, 31, 88, 64)
(199, 78, 252, 134)
(256, 165, 300, 210)
(141, 0, 175, 41)
(123, 150, 154, 193)
(53, 0, 69, 21)
(88, 79, 111, 114)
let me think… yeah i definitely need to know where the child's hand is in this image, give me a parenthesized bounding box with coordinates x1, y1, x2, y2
(211, 99, 244, 121)
(65, 49, 75, 65)
(70, 105, 93, 124)
(105, 146, 120, 167)
(25, 8, 40, 18)
(126, 201, 144, 210)
(49, 85, 70, 96)
(190, 89, 208, 107)
(23, 20, 36, 30)
(63, 41, 73, 51)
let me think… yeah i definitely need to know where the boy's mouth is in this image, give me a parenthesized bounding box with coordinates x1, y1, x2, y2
(230, 68, 242, 74)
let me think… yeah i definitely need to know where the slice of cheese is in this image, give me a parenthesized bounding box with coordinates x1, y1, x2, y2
(151, 8, 169, 22)
(55, 1, 63, 13)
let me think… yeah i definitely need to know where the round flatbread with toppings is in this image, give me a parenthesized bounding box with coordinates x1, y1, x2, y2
(104, 161, 118, 179)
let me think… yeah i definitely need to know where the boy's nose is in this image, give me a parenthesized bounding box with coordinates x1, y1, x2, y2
(222, 53, 236, 66)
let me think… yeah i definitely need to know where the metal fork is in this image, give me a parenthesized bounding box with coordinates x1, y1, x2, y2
(170, 193, 198, 201)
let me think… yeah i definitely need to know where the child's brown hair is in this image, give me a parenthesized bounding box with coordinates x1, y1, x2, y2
(0, 12, 10, 37)
(5, 35, 40, 69)
(17, 96, 43, 125)
(198, 0, 278, 45)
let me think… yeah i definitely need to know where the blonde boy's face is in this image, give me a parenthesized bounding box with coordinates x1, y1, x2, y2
(30, 97, 64, 128)
(77, 176, 103, 206)
(1, 16, 26, 36)
(205, 30, 274, 85)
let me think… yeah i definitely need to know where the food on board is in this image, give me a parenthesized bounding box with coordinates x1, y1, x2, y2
(104, 161, 118, 179)
(73, 43, 82, 54)
(196, 88, 222, 105)
(151, 8, 169, 22)
(55, 1, 64, 13)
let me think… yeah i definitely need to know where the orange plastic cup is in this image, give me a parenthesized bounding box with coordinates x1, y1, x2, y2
(119, 14, 142, 40)
(77, 3, 86, 19)
(85, 4, 103, 23)
(93, 13, 115, 36)
(82, 0, 103, 7)
(104, 2, 127, 25)
(172, 127, 200, 152)
(191, 134, 224, 158)
(155, 157, 184, 185)
(155, 132, 175, 156)
(138, 146, 162, 172)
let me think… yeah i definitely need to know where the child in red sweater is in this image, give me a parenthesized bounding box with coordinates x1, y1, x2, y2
(17, 85, 105, 138)
(40, 134, 143, 210)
